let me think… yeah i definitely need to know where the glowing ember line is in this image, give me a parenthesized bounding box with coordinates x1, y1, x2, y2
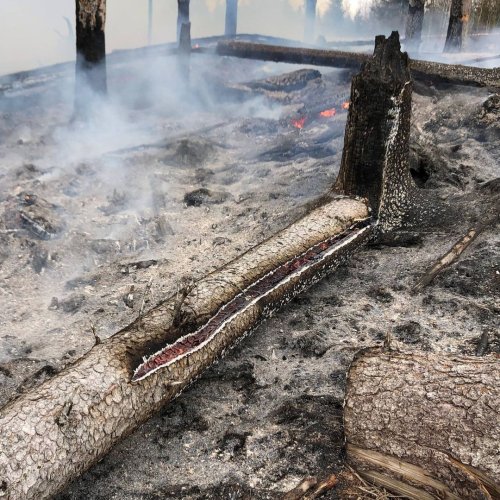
(320, 108, 336, 118)
(132, 219, 372, 382)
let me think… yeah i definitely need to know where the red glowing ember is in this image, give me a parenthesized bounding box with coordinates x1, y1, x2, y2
(342, 101, 350, 110)
(319, 108, 336, 118)
(292, 117, 306, 129)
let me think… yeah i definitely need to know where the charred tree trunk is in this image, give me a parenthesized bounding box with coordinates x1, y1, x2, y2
(0, 198, 371, 500)
(444, 0, 471, 52)
(405, 0, 425, 52)
(177, 0, 190, 43)
(333, 31, 417, 231)
(178, 21, 191, 82)
(304, 0, 317, 44)
(75, 0, 107, 116)
(225, 0, 238, 37)
(345, 348, 500, 499)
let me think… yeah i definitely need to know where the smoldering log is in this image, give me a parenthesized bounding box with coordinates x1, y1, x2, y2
(404, 0, 425, 52)
(225, 0, 238, 37)
(444, 0, 472, 53)
(216, 39, 500, 89)
(304, 0, 317, 44)
(0, 197, 371, 499)
(177, 0, 190, 42)
(75, 0, 107, 115)
(344, 348, 500, 499)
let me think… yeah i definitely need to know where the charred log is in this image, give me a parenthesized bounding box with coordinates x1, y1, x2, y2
(225, 0, 238, 37)
(177, 0, 190, 42)
(0, 197, 371, 499)
(345, 348, 500, 499)
(444, 0, 472, 53)
(216, 39, 500, 90)
(75, 0, 107, 116)
(334, 32, 418, 232)
(304, 0, 317, 44)
(405, 0, 425, 52)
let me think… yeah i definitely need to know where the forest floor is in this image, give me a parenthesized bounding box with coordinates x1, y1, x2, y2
(0, 52, 498, 499)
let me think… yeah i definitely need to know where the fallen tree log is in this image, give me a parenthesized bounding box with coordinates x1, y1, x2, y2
(216, 38, 500, 90)
(0, 33, 419, 499)
(344, 348, 500, 499)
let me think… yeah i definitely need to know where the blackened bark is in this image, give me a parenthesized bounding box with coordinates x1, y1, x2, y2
(177, 0, 190, 42)
(404, 0, 425, 52)
(75, 0, 107, 115)
(444, 0, 471, 52)
(304, 0, 317, 43)
(225, 0, 238, 37)
(333, 31, 416, 231)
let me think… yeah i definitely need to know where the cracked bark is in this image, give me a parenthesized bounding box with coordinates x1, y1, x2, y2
(345, 348, 500, 499)
(0, 198, 370, 500)
(444, 0, 472, 53)
(74, 0, 107, 116)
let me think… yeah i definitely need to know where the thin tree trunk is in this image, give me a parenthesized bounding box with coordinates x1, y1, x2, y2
(304, 0, 317, 43)
(225, 0, 238, 37)
(444, 0, 466, 52)
(345, 348, 500, 499)
(405, 0, 425, 52)
(178, 21, 191, 82)
(177, 0, 190, 42)
(74, 0, 107, 116)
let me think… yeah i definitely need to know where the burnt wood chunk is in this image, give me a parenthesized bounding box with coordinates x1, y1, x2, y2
(345, 348, 500, 499)
(304, 0, 317, 43)
(75, 0, 107, 115)
(177, 0, 190, 42)
(225, 0, 238, 37)
(405, 0, 425, 52)
(334, 31, 416, 231)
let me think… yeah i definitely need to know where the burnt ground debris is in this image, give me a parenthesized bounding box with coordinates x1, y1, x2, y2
(0, 52, 498, 498)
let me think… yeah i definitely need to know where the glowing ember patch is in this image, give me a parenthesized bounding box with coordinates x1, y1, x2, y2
(320, 108, 336, 118)
(132, 219, 372, 382)
(342, 101, 350, 110)
(291, 117, 306, 129)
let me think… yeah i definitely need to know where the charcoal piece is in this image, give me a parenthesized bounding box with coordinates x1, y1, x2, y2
(60, 294, 86, 314)
(184, 188, 230, 207)
(30, 245, 49, 273)
(393, 321, 422, 344)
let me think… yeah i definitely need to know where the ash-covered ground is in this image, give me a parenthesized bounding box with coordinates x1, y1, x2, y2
(0, 52, 498, 499)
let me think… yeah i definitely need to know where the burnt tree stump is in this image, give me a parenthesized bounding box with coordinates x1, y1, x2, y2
(304, 0, 317, 44)
(405, 0, 425, 52)
(225, 0, 238, 37)
(177, 0, 190, 42)
(333, 31, 417, 232)
(345, 348, 500, 499)
(75, 0, 107, 115)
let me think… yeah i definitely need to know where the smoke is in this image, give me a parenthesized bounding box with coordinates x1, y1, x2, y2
(341, 0, 381, 19)
(288, 0, 333, 17)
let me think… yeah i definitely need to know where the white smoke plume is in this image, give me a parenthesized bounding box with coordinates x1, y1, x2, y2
(341, 0, 381, 19)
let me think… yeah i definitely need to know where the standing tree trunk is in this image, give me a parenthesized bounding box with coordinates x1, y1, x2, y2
(225, 0, 238, 37)
(75, 0, 107, 116)
(304, 0, 317, 43)
(177, 0, 190, 42)
(444, 0, 472, 52)
(405, 0, 425, 52)
(333, 31, 417, 232)
(345, 348, 500, 499)
(178, 21, 191, 82)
